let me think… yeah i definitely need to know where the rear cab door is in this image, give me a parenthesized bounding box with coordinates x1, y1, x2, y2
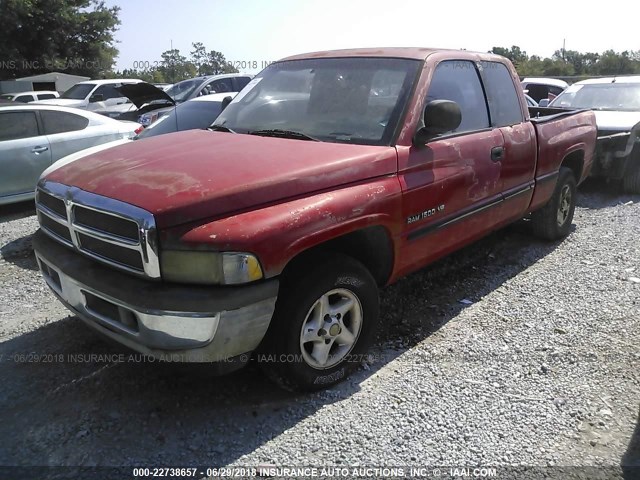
(0, 109, 52, 198)
(478, 57, 536, 223)
(396, 56, 505, 276)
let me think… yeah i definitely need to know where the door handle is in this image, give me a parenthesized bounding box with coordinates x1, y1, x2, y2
(491, 146, 504, 162)
(31, 146, 49, 154)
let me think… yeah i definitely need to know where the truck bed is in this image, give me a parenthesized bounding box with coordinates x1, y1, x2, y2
(528, 106, 585, 123)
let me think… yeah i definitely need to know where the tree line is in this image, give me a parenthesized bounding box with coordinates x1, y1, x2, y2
(116, 43, 238, 83)
(0, 1, 237, 82)
(491, 46, 640, 78)
(2, 2, 638, 82)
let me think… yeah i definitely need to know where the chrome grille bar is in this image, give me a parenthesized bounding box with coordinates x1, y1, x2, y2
(35, 181, 161, 279)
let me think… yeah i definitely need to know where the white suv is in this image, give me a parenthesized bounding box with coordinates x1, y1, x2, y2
(36, 79, 142, 111)
(0, 91, 60, 103)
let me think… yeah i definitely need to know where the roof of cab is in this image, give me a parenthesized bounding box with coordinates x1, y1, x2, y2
(279, 47, 501, 62)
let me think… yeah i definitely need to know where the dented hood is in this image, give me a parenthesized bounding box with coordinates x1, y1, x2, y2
(43, 130, 397, 228)
(116, 82, 175, 109)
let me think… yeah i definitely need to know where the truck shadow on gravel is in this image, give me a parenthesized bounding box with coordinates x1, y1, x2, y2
(622, 407, 640, 478)
(0, 200, 36, 223)
(577, 178, 639, 209)
(0, 223, 571, 468)
(0, 234, 38, 271)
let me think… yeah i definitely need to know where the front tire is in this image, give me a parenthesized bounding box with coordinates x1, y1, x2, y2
(260, 253, 380, 392)
(531, 167, 577, 241)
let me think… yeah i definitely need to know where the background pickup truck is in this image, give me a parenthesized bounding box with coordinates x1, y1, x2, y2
(33, 48, 597, 391)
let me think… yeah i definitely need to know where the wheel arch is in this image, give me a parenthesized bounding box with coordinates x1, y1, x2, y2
(561, 149, 585, 182)
(280, 225, 395, 287)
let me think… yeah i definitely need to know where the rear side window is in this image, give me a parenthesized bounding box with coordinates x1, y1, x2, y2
(15, 95, 33, 103)
(37, 93, 56, 100)
(426, 61, 490, 133)
(482, 62, 523, 127)
(40, 111, 89, 134)
(0, 112, 39, 141)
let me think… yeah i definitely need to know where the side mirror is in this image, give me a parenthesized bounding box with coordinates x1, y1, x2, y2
(89, 94, 104, 103)
(220, 96, 233, 111)
(413, 100, 462, 145)
(538, 99, 549, 107)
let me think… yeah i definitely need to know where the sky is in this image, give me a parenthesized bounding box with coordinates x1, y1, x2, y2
(105, 0, 638, 73)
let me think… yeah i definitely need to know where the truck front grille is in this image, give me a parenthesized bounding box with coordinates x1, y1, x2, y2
(35, 182, 160, 279)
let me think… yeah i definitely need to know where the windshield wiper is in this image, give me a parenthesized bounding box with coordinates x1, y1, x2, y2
(207, 124, 236, 133)
(248, 129, 319, 141)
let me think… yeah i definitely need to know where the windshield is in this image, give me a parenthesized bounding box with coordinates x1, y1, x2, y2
(212, 57, 420, 146)
(165, 79, 202, 103)
(61, 83, 96, 100)
(550, 82, 640, 111)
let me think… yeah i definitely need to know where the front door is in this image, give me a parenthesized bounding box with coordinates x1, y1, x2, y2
(0, 110, 52, 199)
(397, 60, 504, 276)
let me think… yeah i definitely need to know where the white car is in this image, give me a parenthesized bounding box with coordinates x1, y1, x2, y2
(0, 104, 142, 205)
(35, 79, 142, 112)
(550, 75, 640, 192)
(0, 91, 60, 103)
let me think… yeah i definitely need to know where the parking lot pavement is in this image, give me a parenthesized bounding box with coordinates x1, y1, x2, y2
(0, 184, 638, 475)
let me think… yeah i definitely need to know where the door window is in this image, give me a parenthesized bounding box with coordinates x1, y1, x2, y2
(426, 61, 490, 133)
(233, 76, 252, 90)
(206, 78, 234, 94)
(0, 112, 39, 141)
(92, 84, 124, 100)
(41, 111, 89, 134)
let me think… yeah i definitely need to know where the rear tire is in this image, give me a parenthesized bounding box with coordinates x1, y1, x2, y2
(259, 253, 380, 392)
(623, 163, 640, 194)
(531, 167, 577, 241)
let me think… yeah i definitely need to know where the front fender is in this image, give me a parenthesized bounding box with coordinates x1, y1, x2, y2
(160, 177, 403, 278)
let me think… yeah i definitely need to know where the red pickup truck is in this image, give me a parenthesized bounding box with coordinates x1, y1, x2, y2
(33, 48, 597, 391)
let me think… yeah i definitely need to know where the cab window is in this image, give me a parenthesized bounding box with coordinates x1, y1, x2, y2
(426, 61, 490, 133)
(482, 62, 523, 127)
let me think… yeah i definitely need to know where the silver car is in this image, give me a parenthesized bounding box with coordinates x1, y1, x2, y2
(0, 104, 142, 205)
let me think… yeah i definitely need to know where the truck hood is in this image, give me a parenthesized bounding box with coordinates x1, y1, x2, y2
(593, 111, 640, 131)
(116, 82, 175, 109)
(34, 98, 87, 108)
(44, 130, 398, 228)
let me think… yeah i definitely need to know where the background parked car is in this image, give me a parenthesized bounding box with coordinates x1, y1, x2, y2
(0, 91, 60, 103)
(136, 92, 237, 139)
(93, 82, 176, 122)
(134, 74, 251, 126)
(165, 74, 251, 104)
(549, 75, 640, 193)
(44, 92, 239, 175)
(0, 104, 142, 205)
(35, 79, 142, 111)
(522, 77, 568, 103)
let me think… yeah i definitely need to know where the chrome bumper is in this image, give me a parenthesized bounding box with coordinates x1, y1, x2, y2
(35, 253, 277, 363)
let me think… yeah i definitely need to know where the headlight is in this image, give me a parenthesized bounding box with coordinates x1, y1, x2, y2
(161, 251, 263, 285)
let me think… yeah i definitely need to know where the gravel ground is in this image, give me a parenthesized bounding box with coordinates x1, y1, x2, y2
(0, 181, 638, 479)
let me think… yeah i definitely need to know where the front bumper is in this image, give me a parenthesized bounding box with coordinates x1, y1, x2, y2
(33, 230, 278, 363)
